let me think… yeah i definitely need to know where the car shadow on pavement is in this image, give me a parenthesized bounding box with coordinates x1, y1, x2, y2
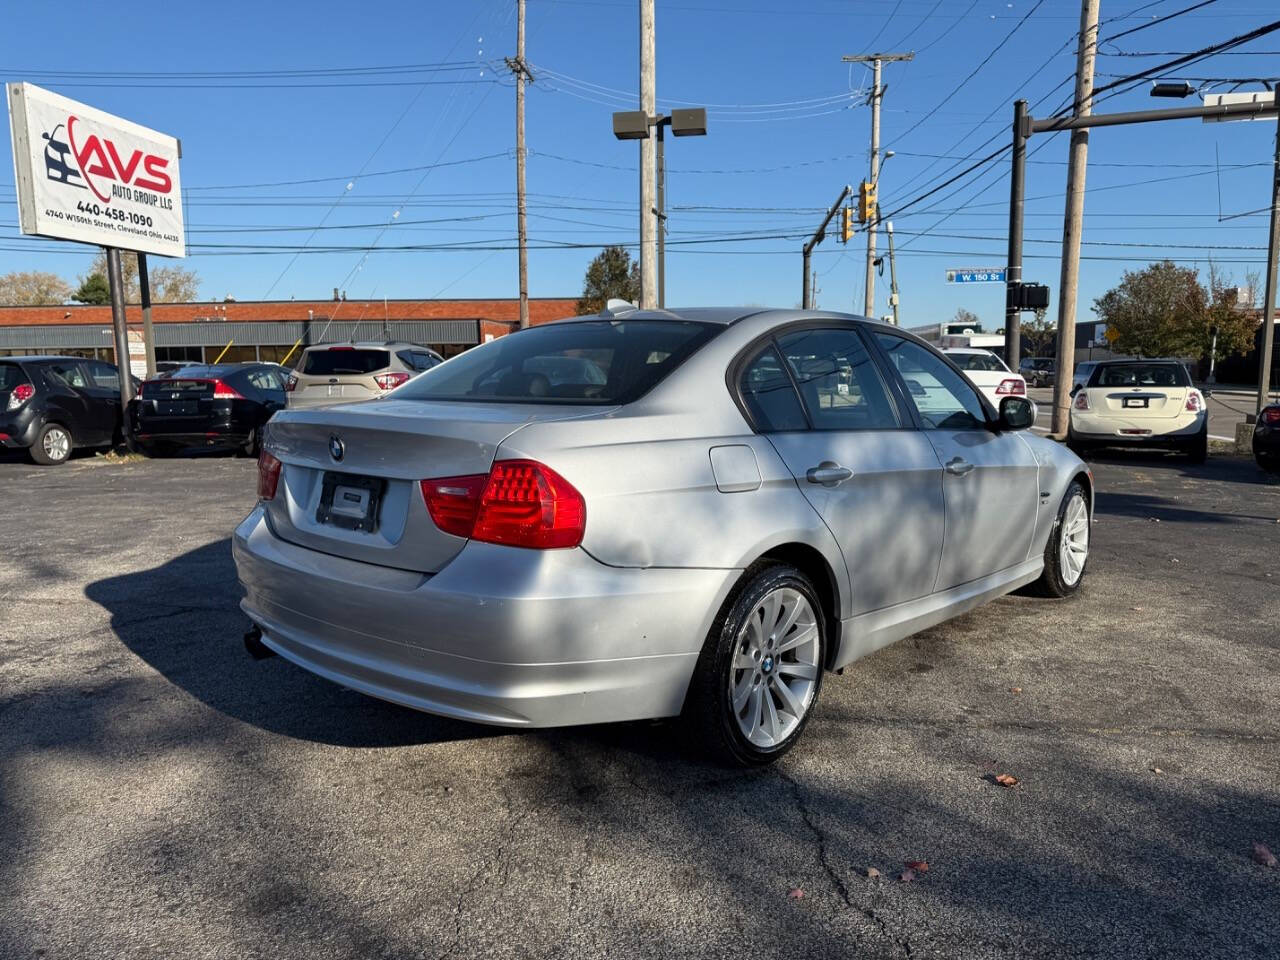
(1095, 489, 1280, 525)
(1083, 448, 1278, 486)
(84, 538, 500, 750)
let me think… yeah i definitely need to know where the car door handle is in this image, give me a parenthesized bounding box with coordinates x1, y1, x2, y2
(806, 462, 853, 487)
(944, 457, 975, 477)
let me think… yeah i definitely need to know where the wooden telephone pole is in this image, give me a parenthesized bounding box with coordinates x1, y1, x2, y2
(505, 0, 533, 328)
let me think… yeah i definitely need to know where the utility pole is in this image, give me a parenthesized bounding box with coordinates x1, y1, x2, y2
(639, 0, 656, 308)
(506, 0, 532, 328)
(1005, 99, 1028, 371)
(137, 252, 155, 378)
(841, 52, 913, 317)
(886, 220, 901, 325)
(1257, 104, 1280, 415)
(656, 121, 666, 307)
(1050, 0, 1101, 439)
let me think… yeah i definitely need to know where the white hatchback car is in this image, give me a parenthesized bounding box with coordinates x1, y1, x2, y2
(1068, 359, 1207, 462)
(943, 348, 1027, 409)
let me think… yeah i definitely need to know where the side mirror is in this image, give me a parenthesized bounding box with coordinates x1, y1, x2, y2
(1069, 384, 1081, 397)
(998, 396, 1035, 431)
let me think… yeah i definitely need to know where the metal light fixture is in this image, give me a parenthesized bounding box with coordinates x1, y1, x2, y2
(612, 110, 651, 140)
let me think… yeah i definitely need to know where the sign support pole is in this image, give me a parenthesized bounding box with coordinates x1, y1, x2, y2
(105, 247, 135, 447)
(1004, 99, 1028, 372)
(138, 252, 156, 379)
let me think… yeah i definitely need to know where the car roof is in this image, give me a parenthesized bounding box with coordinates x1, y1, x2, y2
(304, 340, 427, 350)
(548, 306, 883, 327)
(0, 355, 104, 364)
(941, 347, 995, 354)
(1093, 358, 1184, 365)
(153, 363, 267, 378)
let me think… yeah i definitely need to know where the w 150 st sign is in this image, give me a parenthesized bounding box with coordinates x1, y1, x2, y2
(6, 82, 184, 258)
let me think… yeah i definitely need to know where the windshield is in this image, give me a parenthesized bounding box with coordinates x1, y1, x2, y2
(302, 348, 390, 376)
(1092, 363, 1189, 388)
(949, 352, 1007, 373)
(393, 320, 720, 404)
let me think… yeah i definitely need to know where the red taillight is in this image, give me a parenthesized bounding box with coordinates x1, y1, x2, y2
(285, 374, 297, 392)
(1074, 390, 1090, 411)
(420, 459, 586, 549)
(1262, 407, 1280, 424)
(1185, 390, 1203, 413)
(211, 379, 243, 400)
(257, 450, 282, 500)
(374, 372, 411, 391)
(6, 382, 34, 411)
(995, 378, 1025, 396)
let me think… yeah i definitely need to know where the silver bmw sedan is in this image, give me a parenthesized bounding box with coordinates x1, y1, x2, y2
(234, 305, 1091, 766)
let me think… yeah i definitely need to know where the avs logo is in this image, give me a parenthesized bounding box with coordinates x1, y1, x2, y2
(39, 115, 172, 204)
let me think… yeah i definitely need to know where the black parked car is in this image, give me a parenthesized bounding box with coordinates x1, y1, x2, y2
(1255, 404, 1280, 473)
(131, 363, 287, 457)
(0, 356, 130, 465)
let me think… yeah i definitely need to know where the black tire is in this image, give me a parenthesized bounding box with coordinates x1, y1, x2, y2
(1032, 480, 1090, 598)
(1257, 451, 1280, 475)
(238, 428, 260, 459)
(28, 422, 73, 466)
(1186, 427, 1208, 464)
(684, 563, 827, 767)
(1066, 427, 1091, 458)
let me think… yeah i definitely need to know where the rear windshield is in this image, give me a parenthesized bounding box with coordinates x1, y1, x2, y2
(1091, 363, 1190, 388)
(949, 352, 1006, 372)
(393, 320, 720, 405)
(0, 363, 26, 390)
(302, 348, 390, 376)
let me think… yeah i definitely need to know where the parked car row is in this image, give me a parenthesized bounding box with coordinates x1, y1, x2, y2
(0, 340, 444, 465)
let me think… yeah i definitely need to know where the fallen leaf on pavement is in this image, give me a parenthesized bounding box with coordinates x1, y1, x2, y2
(985, 773, 1019, 788)
(1150, 767, 1164, 775)
(904, 860, 929, 873)
(1009, 686, 1022, 694)
(787, 887, 806, 899)
(865, 867, 880, 879)
(1253, 843, 1278, 868)
(899, 869, 916, 883)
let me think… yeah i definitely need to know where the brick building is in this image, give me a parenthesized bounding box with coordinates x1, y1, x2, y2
(0, 297, 579, 372)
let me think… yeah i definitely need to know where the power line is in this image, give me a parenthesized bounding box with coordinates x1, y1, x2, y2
(1099, 0, 1220, 45)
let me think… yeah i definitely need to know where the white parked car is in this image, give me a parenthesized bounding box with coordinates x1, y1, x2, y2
(943, 348, 1027, 408)
(1068, 359, 1207, 462)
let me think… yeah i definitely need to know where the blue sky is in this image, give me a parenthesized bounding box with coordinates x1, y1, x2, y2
(2, 0, 1277, 331)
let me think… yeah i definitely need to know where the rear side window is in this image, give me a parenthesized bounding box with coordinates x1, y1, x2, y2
(398, 350, 440, 372)
(45, 362, 89, 389)
(739, 345, 808, 432)
(1092, 363, 1189, 388)
(302, 348, 390, 376)
(394, 320, 720, 404)
(0, 363, 26, 390)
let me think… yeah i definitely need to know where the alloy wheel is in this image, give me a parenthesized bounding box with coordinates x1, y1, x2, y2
(1059, 493, 1089, 586)
(43, 426, 71, 462)
(728, 587, 820, 749)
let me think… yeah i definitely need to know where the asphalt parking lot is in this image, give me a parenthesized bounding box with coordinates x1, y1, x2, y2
(2, 447, 1278, 960)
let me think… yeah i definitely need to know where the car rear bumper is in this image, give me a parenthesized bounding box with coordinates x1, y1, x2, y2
(0, 410, 40, 448)
(232, 505, 738, 728)
(1070, 411, 1204, 445)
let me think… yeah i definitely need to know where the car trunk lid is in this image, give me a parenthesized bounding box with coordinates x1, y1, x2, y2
(1090, 386, 1188, 419)
(262, 399, 612, 573)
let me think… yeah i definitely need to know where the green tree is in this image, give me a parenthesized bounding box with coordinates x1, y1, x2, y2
(1020, 310, 1056, 357)
(1093, 260, 1209, 358)
(577, 246, 640, 315)
(0, 270, 72, 305)
(71, 273, 111, 305)
(76, 250, 202, 303)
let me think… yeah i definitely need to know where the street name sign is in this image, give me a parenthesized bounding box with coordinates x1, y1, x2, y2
(946, 267, 1006, 283)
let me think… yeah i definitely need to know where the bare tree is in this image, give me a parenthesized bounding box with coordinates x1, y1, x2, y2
(0, 270, 72, 305)
(78, 251, 201, 303)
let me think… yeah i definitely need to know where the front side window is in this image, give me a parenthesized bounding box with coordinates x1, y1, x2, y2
(86, 361, 120, 390)
(777, 328, 900, 430)
(394, 320, 719, 404)
(739, 344, 808, 432)
(875, 334, 988, 430)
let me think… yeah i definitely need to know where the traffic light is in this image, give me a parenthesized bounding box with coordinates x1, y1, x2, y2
(858, 181, 877, 223)
(839, 207, 853, 243)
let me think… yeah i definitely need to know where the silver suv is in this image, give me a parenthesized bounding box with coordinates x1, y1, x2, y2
(285, 341, 443, 409)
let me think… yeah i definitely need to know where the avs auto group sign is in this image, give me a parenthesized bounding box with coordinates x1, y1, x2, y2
(6, 82, 184, 258)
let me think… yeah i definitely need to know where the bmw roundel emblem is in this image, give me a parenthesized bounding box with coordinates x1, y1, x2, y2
(328, 435, 344, 462)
